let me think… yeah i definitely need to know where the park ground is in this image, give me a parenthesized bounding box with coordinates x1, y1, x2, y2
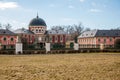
(0, 53, 120, 80)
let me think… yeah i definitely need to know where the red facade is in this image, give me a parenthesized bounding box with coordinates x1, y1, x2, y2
(78, 37, 120, 48)
(50, 34, 66, 44)
(20, 34, 35, 44)
(0, 35, 17, 49)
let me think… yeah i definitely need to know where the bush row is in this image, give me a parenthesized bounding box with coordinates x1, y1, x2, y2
(0, 49, 120, 55)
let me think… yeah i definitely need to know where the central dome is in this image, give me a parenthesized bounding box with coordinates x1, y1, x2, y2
(29, 15, 47, 26)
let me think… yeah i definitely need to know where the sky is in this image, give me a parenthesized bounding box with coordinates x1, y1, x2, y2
(0, 0, 120, 30)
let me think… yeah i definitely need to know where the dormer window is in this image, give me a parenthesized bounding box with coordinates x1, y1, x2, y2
(103, 33, 106, 35)
(115, 33, 118, 35)
(3, 31, 6, 34)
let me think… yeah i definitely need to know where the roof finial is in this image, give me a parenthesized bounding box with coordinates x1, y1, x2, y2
(37, 12, 39, 18)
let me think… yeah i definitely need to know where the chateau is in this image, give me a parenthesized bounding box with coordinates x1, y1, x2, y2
(0, 15, 120, 50)
(0, 15, 69, 50)
(78, 30, 120, 48)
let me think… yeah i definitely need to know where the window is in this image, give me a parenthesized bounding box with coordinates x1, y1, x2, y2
(104, 38, 106, 43)
(110, 38, 112, 42)
(25, 35, 27, 37)
(11, 37, 14, 41)
(49, 37, 52, 41)
(3, 45, 6, 49)
(115, 33, 118, 36)
(61, 36, 62, 40)
(32, 29, 34, 31)
(36, 29, 38, 33)
(103, 33, 106, 35)
(11, 45, 14, 49)
(39, 29, 41, 33)
(56, 36, 57, 40)
(3, 37, 7, 41)
(98, 38, 100, 42)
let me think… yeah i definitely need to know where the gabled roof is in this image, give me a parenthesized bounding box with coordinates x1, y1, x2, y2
(47, 30, 67, 35)
(0, 29, 16, 35)
(78, 30, 120, 38)
(78, 30, 97, 38)
(14, 28, 34, 34)
(96, 30, 120, 37)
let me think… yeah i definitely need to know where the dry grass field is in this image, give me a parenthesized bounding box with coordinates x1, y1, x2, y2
(0, 53, 120, 80)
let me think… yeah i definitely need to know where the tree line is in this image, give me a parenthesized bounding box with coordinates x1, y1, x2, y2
(50, 23, 91, 43)
(0, 23, 12, 30)
(50, 23, 120, 43)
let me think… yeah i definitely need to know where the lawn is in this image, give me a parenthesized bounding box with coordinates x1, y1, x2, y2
(0, 53, 120, 80)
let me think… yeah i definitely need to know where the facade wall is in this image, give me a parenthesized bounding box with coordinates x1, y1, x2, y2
(29, 26, 46, 43)
(20, 34, 35, 44)
(96, 37, 120, 48)
(0, 35, 17, 49)
(49, 34, 66, 44)
(96, 37, 114, 45)
(78, 36, 120, 48)
(29, 26, 46, 34)
(78, 37, 96, 48)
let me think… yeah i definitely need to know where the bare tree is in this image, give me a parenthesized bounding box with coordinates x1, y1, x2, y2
(51, 26, 64, 31)
(84, 27, 91, 32)
(50, 23, 90, 43)
(4, 23, 12, 30)
(0, 23, 2, 29)
(111, 26, 120, 30)
(74, 23, 84, 35)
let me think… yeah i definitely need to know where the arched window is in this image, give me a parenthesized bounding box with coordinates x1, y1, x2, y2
(32, 29, 34, 31)
(36, 29, 38, 33)
(39, 29, 41, 33)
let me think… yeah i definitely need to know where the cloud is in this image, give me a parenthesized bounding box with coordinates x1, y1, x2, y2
(90, 9, 102, 13)
(0, 1, 19, 10)
(68, 5, 75, 9)
(79, 0, 85, 2)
